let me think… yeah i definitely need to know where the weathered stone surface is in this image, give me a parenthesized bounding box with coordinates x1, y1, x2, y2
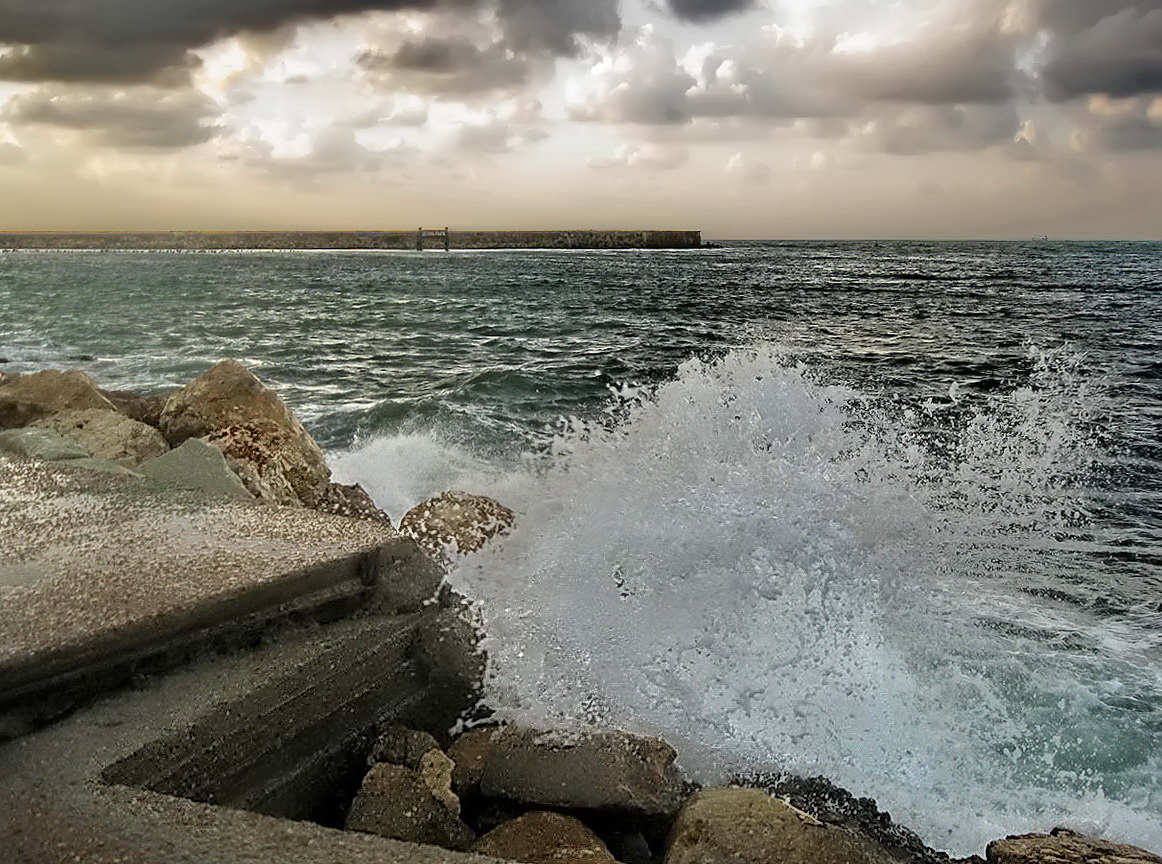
(0, 427, 90, 461)
(986, 828, 1162, 864)
(100, 388, 171, 429)
(472, 811, 618, 864)
(449, 726, 684, 817)
(665, 788, 893, 864)
(0, 370, 17, 387)
(136, 437, 254, 502)
(400, 491, 514, 560)
(448, 727, 497, 796)
(319, 481, 393, 524)
(419, 749, 461, 816)
(158, 359, 330, 507)
(60, 457, 142, 477)
(346, 763, 475, 850)
(32, 408, 168, 467)
(0, 369, 117, 430)
(372, 725, 443, 770)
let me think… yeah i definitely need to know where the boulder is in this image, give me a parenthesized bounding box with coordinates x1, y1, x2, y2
(318, 481, 393, 524)
(345, 762, 475, 850)
(32, 409, 168, 467)
(419, 749, 461, 816)
(447, 726, 684, 818)
(0, 370, 17, 388)
(99, 388, 171, 429)
(137, 438, 255, 502)
(399, 491, 515, 561)
(158, 359, 330, 507)
(0, 427, 90, 461)
(664, 788, 894, 864)
(472, 811, 618, 864)
(370, 724, 442, 770)
(986, 828, 1162, 864)
(0, 369, 117, 430)
(59, 457, 142, 477)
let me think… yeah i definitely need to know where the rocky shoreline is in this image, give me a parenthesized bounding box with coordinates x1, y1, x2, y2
(1, 360, 1159, 864)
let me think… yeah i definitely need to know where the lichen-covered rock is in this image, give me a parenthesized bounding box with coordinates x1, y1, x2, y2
(158, 360, 330, 507)
(986, 828, 1162, 864)
(0, 369, 117, 430)
(345, 762, 475, 850)
(137, 438, 255, 502)
(665, 788, 894, 864)
(318, 481, 393, 524)
(399, 491, 515, 560)
(32, 409, 168, 467)
(472, 811, 618, 864)
(370, 724, 442, 770)
(447, 725, 684, 818)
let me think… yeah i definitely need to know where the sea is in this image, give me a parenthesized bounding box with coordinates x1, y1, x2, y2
(1, 241, 1160, 856)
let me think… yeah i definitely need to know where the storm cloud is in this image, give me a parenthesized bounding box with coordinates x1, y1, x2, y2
(0, 0, 745, 85)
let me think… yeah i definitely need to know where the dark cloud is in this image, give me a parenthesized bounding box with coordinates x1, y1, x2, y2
(1, 87, 222, 148)
(667, 0, 754, 23)
(0, 0, 771, 85)
(1038, 4, 1162, 101)
(359, 36, 533, 94)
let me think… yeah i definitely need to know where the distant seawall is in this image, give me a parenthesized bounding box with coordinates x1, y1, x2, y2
(0, 230, 703, 251)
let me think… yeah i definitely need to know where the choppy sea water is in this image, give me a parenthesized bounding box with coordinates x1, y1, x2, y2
(2, 241, 1160, 855)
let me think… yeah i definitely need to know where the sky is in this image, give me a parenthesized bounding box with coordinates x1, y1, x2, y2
(0, 0, 1160, 239)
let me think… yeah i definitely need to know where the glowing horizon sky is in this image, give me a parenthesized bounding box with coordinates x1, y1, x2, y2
(0, 0, 1160, 239)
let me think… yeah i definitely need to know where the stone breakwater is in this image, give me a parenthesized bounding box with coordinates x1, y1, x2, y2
(1, 360, 1160, 864)
(0, 229, 704, 251)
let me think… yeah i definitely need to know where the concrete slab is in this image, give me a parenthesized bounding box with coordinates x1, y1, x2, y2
(0, 454, 442, 733)
(0, 612, 502, 864)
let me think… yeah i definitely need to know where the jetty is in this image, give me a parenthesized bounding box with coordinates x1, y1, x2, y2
(0, 229, 703, 251)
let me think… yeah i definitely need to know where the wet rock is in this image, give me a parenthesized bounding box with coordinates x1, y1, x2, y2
(32, 409, 168, 467)
(370, 724, 441, 770)
(400, 491, 515, 561)
(472, 811, 618, 864)
(99, 388, 171, 429)
(0, 427, 90, 461)
(158, 359, 330, 507)
(665, 787, 894, 864)
(318, 481, 393, 524)
(986, 828, 1162, 864)
(0, 369, 117, 430)
(345, 762, 475, 850)
(448, 725, 684, 818)
(137, 438, 255, 502)
(414, 608, 487, 730)
(448, 727, 497, 796)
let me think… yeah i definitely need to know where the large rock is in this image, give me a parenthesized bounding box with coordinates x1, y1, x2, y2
(319, 481, 393, 524)
(664, 788, 893, 864)
(399, 491, 515, 561)
(986, 828, 1162, 864)
(137, 437, 255, 502)
(99, 388, 171, 429)
(158, 360, 330, 507)
(32, 408, 168, 467)
(345, 762, 475, 850)
(472, 811, 618, 864)
(447, 726, 684, 818)
(0, 369, 117, 430)
(0, 427, 91, 461)
(370, 724, 442, 770)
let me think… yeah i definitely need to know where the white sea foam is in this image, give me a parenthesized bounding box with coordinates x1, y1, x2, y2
(333, 346, 1162, 857)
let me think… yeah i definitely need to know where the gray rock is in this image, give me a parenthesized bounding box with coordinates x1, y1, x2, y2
(346, 763, 476, 850)
(137, 438, 254, 502)
(449, 725, 684, 818)
(370, 725, 442, 770)
(472, 811, 618, 864)
(0, 427, 90, 461)
(319, 481, 393, 524)
(158, 359, 330, 507)
(0, 369, 117, 430)
(399, 491, 515, 561)
(986, 828, 1162, 864)
(664, 788, 894, 864)
(32, 408, 168, 467)
(99, 388, 171, 428)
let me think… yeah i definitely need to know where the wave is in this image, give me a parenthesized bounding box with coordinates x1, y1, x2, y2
(332, 346, 1162, 858)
